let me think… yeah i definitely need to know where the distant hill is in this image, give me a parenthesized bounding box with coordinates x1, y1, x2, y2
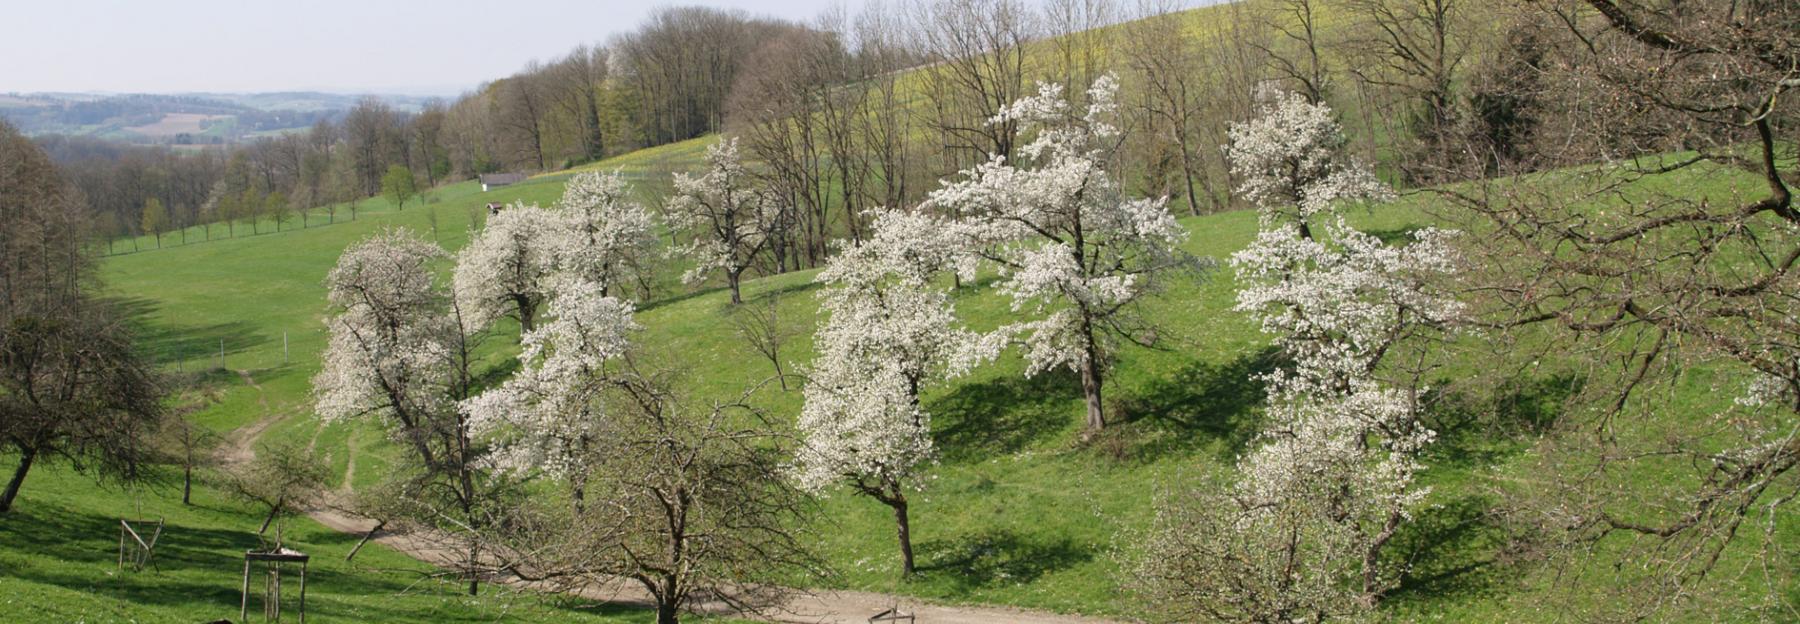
(0, 91, 440, 144)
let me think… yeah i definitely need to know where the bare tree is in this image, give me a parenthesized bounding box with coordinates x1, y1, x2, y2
(1121, 0, 1230, 214)
(910, 0, 1038, 173)
(0, 122, 165, 513)
(342, 97, 401, 196)
(1341, 0, 1481, 180)
(1044, 0, 1115, 94)
(731, 293, 798, 390)
(1254, 0, 1335, 103)
(496, 67, 551, 171)
(730, 27, 843, 269)
(501, 368, 823, 624)
(1444, 0, 1800, 618)
(225, 439, 329, 540)
(547, 45, 612, 163)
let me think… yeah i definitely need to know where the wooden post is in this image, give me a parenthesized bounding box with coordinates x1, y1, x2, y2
(299, 561, 307, 624)
(283, 332, 289, 363)
(240, 559, 251, 621)
(219, 339, 225, 370)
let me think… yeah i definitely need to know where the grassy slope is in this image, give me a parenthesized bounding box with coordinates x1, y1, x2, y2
(0, 462, 692, 624)
(78, 139, 1796, 622)
(42, 0, 1791, 618)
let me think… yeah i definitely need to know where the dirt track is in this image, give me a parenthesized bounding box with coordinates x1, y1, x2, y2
(222, 369, 1126, 624)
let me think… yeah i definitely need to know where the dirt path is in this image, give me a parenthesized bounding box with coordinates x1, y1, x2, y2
(310, 501, 1123, 624)
(219, 370, 282, 466)
(337, 429, 357, 492)
(224, 371, 1123, 624)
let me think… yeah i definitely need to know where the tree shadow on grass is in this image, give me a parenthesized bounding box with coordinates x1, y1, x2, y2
(929, 373, 1080, 462)
(106, 296, 269, 366)
(1099, 348, 1280, 464)
(915, 528, 1094, 590)
(1384, 494, 1515, 608)
(634, 284, 728, 313)
(1424, 372, 1583, 469)
(747, 278, 824, 302)
(0, 502, 269, 606)
(1360, 224, 1429, 247)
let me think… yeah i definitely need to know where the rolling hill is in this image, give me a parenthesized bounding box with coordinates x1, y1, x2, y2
(4, 1, 1791, 621)
(34, 135, 1778, 622)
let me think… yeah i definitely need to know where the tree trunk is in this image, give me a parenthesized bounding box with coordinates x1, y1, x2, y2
(1081, 356, 1105, 432)
(513, 294, 537, 332)
(466, 534, 480, 596)
(655, 600, 680, 624)
(1361, 511, 1403, 606)
(727, 271, 743, 305)
(182, 444, 193, 506)
(0, 448, 38, 513)
(1177, 132, 1204, 215)
(1080, 322, 1106, 433)
(891, 493, 916, 576)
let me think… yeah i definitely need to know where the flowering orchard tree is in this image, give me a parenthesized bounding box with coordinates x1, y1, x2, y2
(313, 228, 496, 595)
(668, 139, 781, 304)
(1133, 94, 1467, 619)
(1136, 219, 1463, 619)
(795, 210, 1000, 576)
(553, 171, 659, 298)
(925, 74, 1191, 433)
(1224, 92, 1390, 237)
(462, 280, 637, 507)
(1134, 386, 1434, 622)
(1232, 218, 1464, 396)
(455, 172, 656, 337)
(315, 229, 460, 449)
(453, 204, 561, 333)
(1191, 218, 1455, 614)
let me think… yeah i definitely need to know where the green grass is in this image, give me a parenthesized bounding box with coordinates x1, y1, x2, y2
(0, 460, 706, 624)
(42, 12, 1795, 619)
(75, 146, 1795, 621)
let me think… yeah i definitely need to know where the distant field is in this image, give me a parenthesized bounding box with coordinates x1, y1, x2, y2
(128, 112, 229, 136)
(0, 94, 51, 108)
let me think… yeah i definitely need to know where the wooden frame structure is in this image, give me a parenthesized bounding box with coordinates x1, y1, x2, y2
(240, 548, 310, 623)
(117, 518, 163, 572)
(868, 606, 915, 623)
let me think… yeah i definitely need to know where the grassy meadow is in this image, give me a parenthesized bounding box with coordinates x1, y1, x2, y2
(5, 0, 1788, 613)
(1, 129, 1768, 623)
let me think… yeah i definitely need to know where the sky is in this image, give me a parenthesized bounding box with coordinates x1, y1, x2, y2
(2, 0, 850, 96)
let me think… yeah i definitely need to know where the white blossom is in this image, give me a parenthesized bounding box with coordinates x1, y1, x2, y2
(1238, 384, 1436, 520)
(313, 229, 458, 426)
(793, 210, 1002, 494)
(666, 138, 781, 303)
(462, 280, 638, 477)
(552, 170, 659, 297)
(452, 204, 561, 333)
(1225, 92, 1392, 227)
(1738, 366, 1797, 409)
(924, 74, 1191, 430)
(1151, 94, 1470, 615)
(1232, 218, 1465, 396)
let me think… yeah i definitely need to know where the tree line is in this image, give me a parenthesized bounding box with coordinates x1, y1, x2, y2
(50, 0, 1541, 259)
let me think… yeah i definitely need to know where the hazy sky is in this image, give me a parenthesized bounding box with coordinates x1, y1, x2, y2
(3, 0, 851, 96)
